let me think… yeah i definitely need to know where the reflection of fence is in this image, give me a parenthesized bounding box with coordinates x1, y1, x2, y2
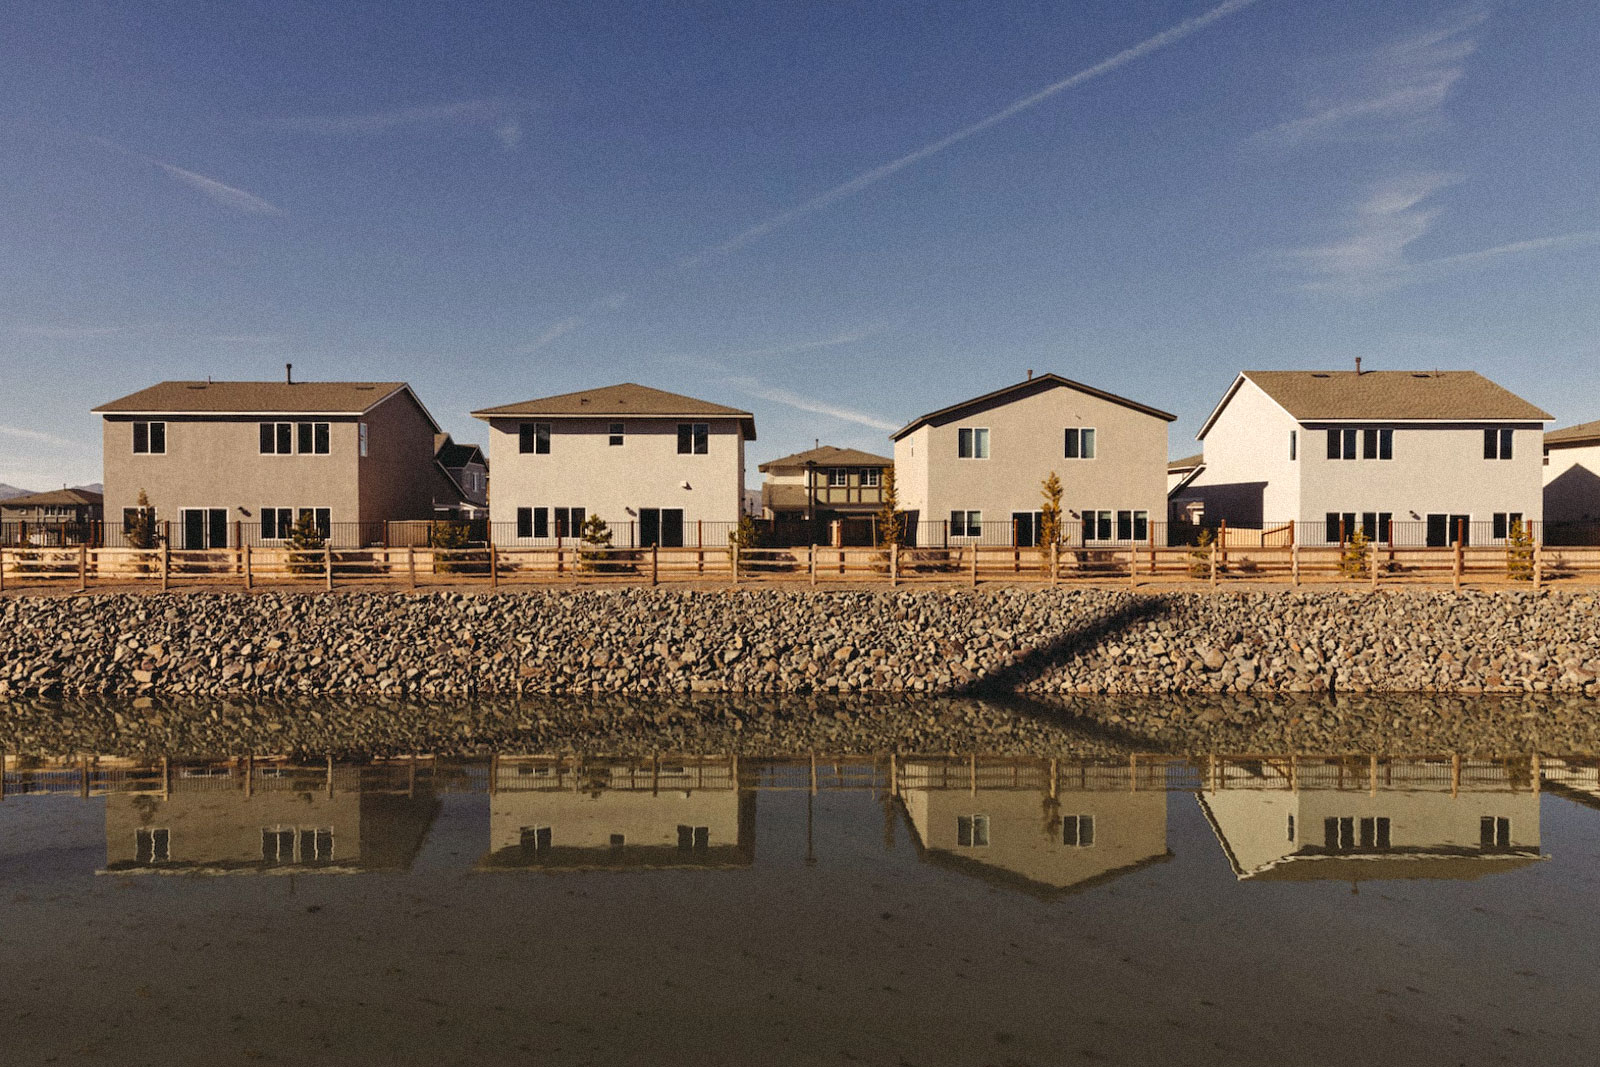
(5, 540, 1600, 590)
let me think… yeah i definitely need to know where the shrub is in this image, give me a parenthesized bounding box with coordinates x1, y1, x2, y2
(431, 520, 474, 574)
(578, 513, 619, 573)
(875, 468, 906, 549)
(1039, 472, 1063, 573)
(1339, 528, 1370, 579)
(1188, 528, 1214, 579)
(287, 511, 327, 576)
(1506, 518, 1534, 581)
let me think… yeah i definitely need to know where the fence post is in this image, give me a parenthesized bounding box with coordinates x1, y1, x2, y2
(697, 520, 704, 575)
(809, 545, 817, 587)
(1534, 540, 1543, 590)
(1218, 519, 1228, 570)
(324, 543, 333, 591)
(1209, 538, 1219, 589)
(731, 543, 740, 586)
(889, 542, 898, 587)
(408, 546, 417, 589)
(1369, 539, 1378, 591)
(651, 543, 659, 587)
(1127, 546, 1137, 590)
(1453, 531, 1463, 592)
(244, 543, 253, 590)
(489, 543, 499, 591)
(0, 546, 6, 593)
(78, 544, 87, 592)
(1291, 543, 1300, 587)
(970, 544, 978, 587)
(1050, 541, 1059, 587)
(160, 542, 170, 592)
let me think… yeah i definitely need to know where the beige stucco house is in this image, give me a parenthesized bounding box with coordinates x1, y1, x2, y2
(94, 375, 441, 549)
(472, 383, 755, 548)
(1543, 420, 1600, 532)
(891, 374, 1174, 546)
(1173, 369, 1552, 546)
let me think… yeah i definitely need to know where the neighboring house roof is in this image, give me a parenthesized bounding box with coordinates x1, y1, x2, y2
(758, 445, 892, 472)
(890, 373, 1176, 442)
(430, 461, 469, 510)
(1241, 852, 1544, 883)
(1168, 453, 1203, 472)
(1546, 419, 1600, 448)
(762, 484, 882, 512)
(0, 488, 103, 508)
(472, 383, 756, 439)
(1199, 370, 1552, 439)
(434, 433, 486, 469)
(93, 380, 441, 430)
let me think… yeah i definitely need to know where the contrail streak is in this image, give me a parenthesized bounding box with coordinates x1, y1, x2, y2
(690, 0, 1265, 263)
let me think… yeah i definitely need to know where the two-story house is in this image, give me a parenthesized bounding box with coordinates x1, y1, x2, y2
(432, 433, 489, 520)
(1174, 369, 1552, 546)
(891, 373, 1174, 546)
(471, 383, 755, 547)
(0, 487, 103, 544)
(1543, 419, 1600, 531)
(93, 372, 441, 549)
(758, 444, 892, 543)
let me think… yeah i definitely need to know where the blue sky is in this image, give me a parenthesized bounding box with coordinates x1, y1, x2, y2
(2, 0, 1598, 489)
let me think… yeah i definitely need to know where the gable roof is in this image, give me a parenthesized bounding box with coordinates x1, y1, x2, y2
(1199, 371, 1550, 439)
(1546, 419, 1600, 448)
(472, 383, 755, 439)
(890, 374, 1175, 442)
(758, 445, 892, 472)
(1168, 453, 1203, 472)
(93, 381, 440, 430)
(0, 487, 102, 508)
(434, 433, 486, 469)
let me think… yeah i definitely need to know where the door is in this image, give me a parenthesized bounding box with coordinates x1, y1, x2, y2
(639, 508, 661, 548)
(1011, 512, 1037, 548)
(1427, 514, 1471, 547)
(661, 508, 684, 548)
(181, 508, 228, 549)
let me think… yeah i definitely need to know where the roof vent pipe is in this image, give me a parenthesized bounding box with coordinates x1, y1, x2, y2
(286, 362, 294, 385)
(1355, 357, 1362, 375)
(1027, 369, 1034, 380)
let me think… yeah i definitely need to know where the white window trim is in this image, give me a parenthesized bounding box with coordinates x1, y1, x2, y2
(132, 421, 167, 455)
(957, 426, 990, 460)
(1064, 426, 1097, 460)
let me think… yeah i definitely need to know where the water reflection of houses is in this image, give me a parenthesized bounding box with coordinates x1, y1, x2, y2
(896, 757, 1171, 897)
(96, 757, 438, 875)
(1197, 755, 1545, 883)
(478, 755, 755, 871)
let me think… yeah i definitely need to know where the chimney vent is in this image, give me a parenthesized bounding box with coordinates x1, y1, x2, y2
(1027, 369, 1034, 380)
(1355, 357, 1363, 375)
(286, 362, 294, 385)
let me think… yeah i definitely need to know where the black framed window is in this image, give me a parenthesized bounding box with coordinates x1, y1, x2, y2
(133, 421, 166, 454)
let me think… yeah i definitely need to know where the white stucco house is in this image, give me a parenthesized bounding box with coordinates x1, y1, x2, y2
(1172, 369, 1552, 546)
(1544, 420, 1600, 533)
(471, 383, 755, 547)
(891, 373, 1174, 546)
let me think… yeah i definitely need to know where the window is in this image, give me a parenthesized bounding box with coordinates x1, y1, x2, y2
(1358, 427, 1393, 460)
(1064, 427, 1096, 460)
(1326, 428, 1357, 460)
(608, 422, 624, 446)
(1081, 509, 1113, 541)
(122, 506, 156, 535)
(359, 422, 369, 457)
(1427, 514, 1471, 547)
(957, 427, 990, 459)
(1324, 512, 1357, 544)
(1480, 816, 1511, 849)
(1492, 512, 1524, 540)
(520, 826, 552, 854)
(1484, 428, 1514, 460)
(296, 508, 331, 538)
(949, 510, 982, 538)
(1116, 510, 1149, 542)
(1288, 814, 1296, 842)
(516, 507, 554, 539)
(956, 814, 990, 847)
(1360, 512, 1392, 543)
(1289, 430, 1297, 461)
(677, 423, 709, 455)
(677, 825, 710, 851)
(260, 423, 291, 454)
(1062, 814, 1095, 847)
(1323, 816, 1390, 850)
(554, 507, 585, 538)
(260, 506, 293, 540)
(520, 422, 551, 455)
(861, 467, 882, 488)
(516, 507, 533, 539)
(609, 833, 626, 848)
(135, 828, 170, 865)
(133, 421, 166, 455)
(827, 468, 848, 487)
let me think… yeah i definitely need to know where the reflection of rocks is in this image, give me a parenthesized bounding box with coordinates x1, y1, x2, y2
(3, 589, 1599, 699)
(1197, 756, 1544, 883)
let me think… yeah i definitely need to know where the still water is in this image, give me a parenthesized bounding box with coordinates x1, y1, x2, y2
(1, 750, 1597, 1065)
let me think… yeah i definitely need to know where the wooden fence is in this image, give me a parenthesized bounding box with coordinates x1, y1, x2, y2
(3, 541, 1599, 591)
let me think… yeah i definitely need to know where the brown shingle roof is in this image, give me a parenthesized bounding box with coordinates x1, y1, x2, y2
(1241, 371, 1552, 422)
(758, 445, 892, 472)
(434, 434, 486, 469)
(94, 381, 418, 417)
(0, 488, 102, 508)
(473, 383, 755, 439)
(1546, 419, 1600, 447)
(891, 373, 1175, 441)
(1168, 453, 1203, 472)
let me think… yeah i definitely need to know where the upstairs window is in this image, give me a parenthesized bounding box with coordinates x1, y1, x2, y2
(1062, 814, 1095, 847)
(827, 468, 848, 487)
(956, 815, 990, 847)
(519, 422, 551, 455)
(1064, 427, 1096, 459)
(1362, 428, 1393, 460)
(608, 422, 624, 446)
(677, 423, 709, 455)
(1289, 429, 1297, 461)
(957, 427, 990, 459)
(133, 421, 166, 454)
(1480, 816, 1511, 849)
(260, 422, 329, 455)
(134, 827, 171, 865)
(861, 467, 882, 488)
(1326, 428, 1358, 460)
(1484, 427, 1514, 460)
(359, 422, 369, 457)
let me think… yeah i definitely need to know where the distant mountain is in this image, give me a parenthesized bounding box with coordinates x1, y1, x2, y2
(0, 484, 34, 500)
(74, 483, 103, 495)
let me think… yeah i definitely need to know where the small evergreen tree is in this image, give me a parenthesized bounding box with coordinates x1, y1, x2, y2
(1188, 527, 1214, 579)
(729, 514, 764, 571)
(578, 513, 615, 572)
(875, 468, 906, 549)
(1339, 527, 1370, 579)
(1039, 472, 1063, 574)
(288, 510, 326, 576)
(125, 489, 160, 574)
(1506, 517, 1534, 581)
(431, 519, 473, 574)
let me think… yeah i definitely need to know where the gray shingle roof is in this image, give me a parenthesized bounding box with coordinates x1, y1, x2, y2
(1546, 419, 1600, 447)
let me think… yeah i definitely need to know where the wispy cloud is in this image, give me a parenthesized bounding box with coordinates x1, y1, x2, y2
(280, 98, 532, 148)
(1289, 173, 1600, 293)
(728, 379, 901, 432)
(1259, 5, 1486, 144)
(0, 424, 83, 450)
(90, 137, 281, 215)
(518, 317, 586, 354)
(685, 0, 1264, 265)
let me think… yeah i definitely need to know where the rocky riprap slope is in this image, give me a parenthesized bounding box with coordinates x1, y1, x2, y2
(2, 587, 1598, 699)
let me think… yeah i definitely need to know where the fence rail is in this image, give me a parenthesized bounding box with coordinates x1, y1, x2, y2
(4, 540, 1600, 591)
